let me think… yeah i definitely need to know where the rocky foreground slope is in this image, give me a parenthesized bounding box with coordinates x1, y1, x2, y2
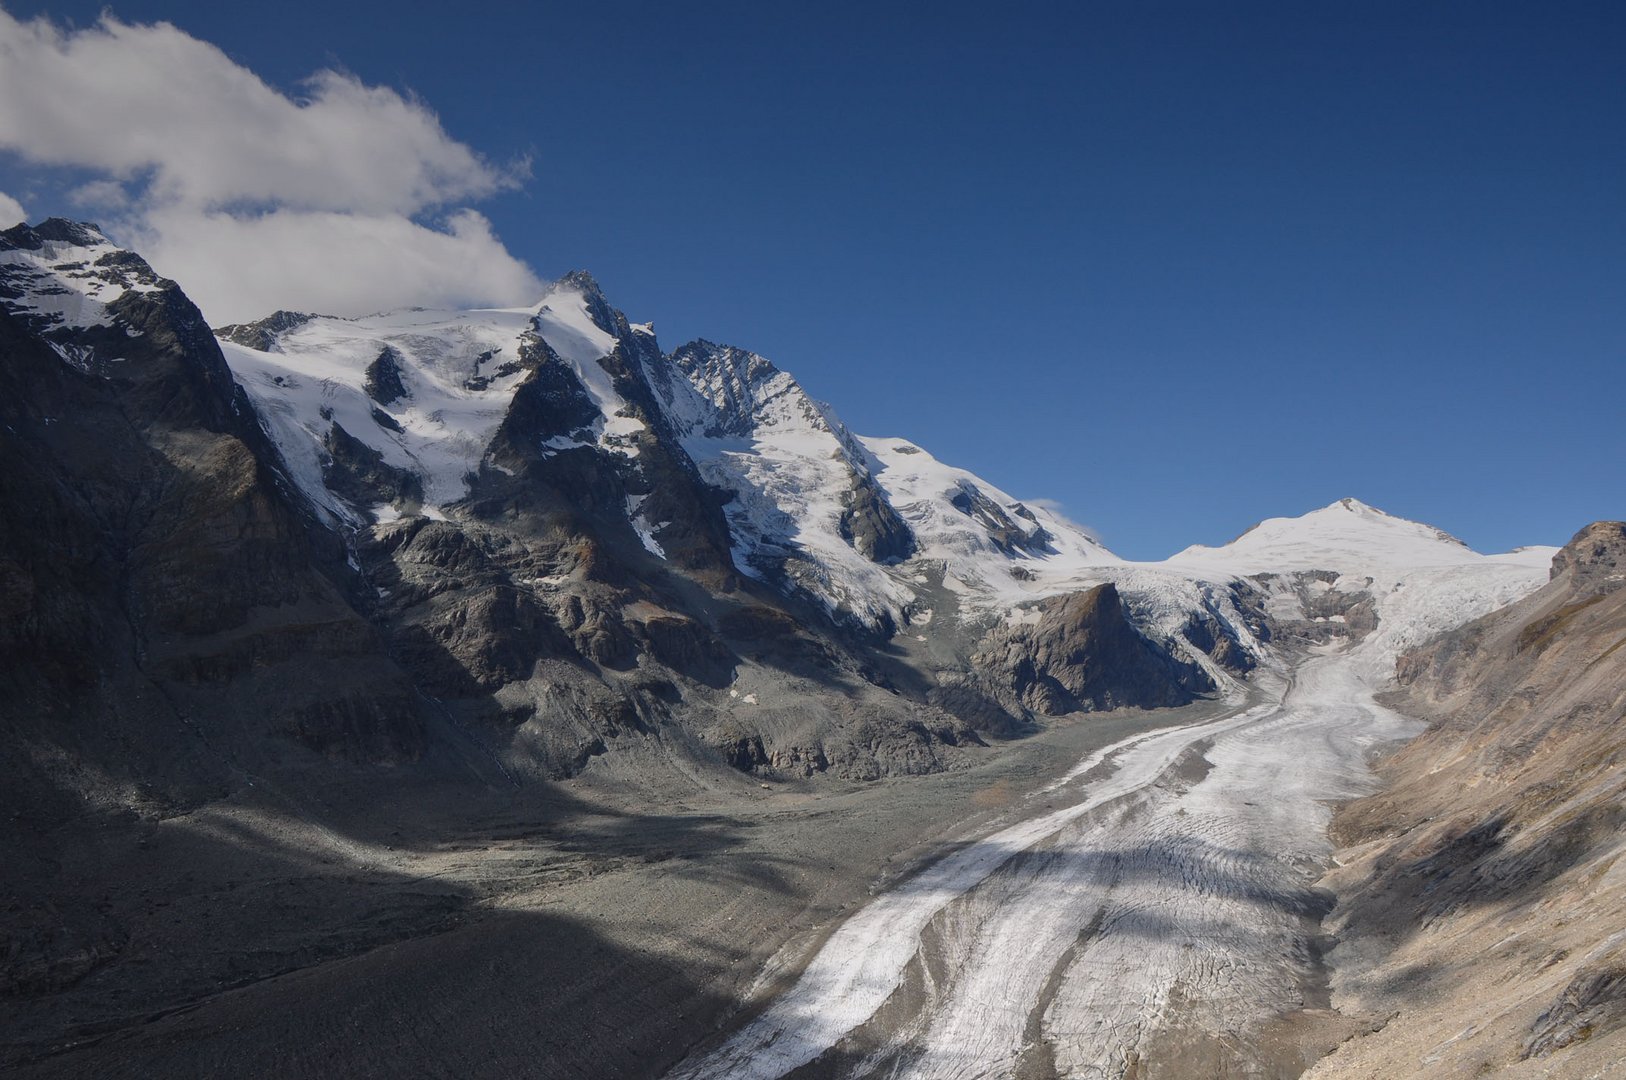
(1308, 522, 1626, 1078)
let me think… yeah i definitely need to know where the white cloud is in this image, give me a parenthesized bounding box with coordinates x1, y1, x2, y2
(69, 179, 130, 209)
(0, 9, 541, 323)
(0, 189, 23, 227)
(0, 11, 521, 213)
(135, 207, 541, 323)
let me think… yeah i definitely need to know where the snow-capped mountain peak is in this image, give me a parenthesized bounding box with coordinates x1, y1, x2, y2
(548, 269, 620, 339)
(668, 339, 866, 462)
(1155, 497, 1558, 677)
(0, 218, 167, 369)
(210, 266, 711, 530)
(1166, 497, 1484, 575)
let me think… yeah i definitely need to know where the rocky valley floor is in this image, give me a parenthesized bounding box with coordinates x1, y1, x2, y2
(4, 703, 1211, 1079)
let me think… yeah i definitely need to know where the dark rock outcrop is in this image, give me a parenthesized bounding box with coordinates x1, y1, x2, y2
(363, 345, 410, 405)
(1548, 519, 1626, 587)
(1179, 611, 1257, 674)
(976, 583, 1213, 716)
(949, 482, 1053, 557)
(839, 478, 916, 563)
(214, 309, 316, 351)
(1524, 955, 1626, 1059)
(322, 422, 423, 509)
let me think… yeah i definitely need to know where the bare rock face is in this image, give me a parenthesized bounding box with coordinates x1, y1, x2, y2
(0, 221, 443, 1013)
(362, 345, 409, 405)
(214, 309, 315, 351)
(322, 422, 424, 508)
(975, 583, 1213, 716)
(949, 482, 1052, 557)
(839, 477, 915, 563)
(1523, 952, 1626, 1060)
(1548, 519, 1626, 587)
(1178, 609, 1259, 674)
(1246, 569, 1377, 646)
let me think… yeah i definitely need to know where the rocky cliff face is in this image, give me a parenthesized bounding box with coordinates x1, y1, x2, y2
(1307, 522, 1626, 1079)
(973, 583, 1214, 715)
(0, 221, 431, 802)
(1546, 519, 1626, 587)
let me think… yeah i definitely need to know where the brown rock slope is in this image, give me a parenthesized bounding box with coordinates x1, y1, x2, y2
(973, 582, 1214, 716)
(1308, 522, 1626, 1078)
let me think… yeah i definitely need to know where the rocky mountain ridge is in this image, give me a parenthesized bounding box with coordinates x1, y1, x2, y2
(1, 219, 1250, 805)
(3, 219, 1569, 797)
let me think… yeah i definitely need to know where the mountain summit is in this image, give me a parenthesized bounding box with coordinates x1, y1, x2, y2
(1169, 496, 1485, 574)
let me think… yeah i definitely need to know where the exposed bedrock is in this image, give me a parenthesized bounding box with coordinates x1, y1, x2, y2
(974, 582, 1214, 716)
(838, 477, 916, 563)
(362, 344, 409, 405)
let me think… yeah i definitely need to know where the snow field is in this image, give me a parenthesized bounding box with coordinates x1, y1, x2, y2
(219, 281, 642, 524)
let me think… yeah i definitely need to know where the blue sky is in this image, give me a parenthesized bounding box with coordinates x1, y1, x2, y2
(1, 1, 1620, 558)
